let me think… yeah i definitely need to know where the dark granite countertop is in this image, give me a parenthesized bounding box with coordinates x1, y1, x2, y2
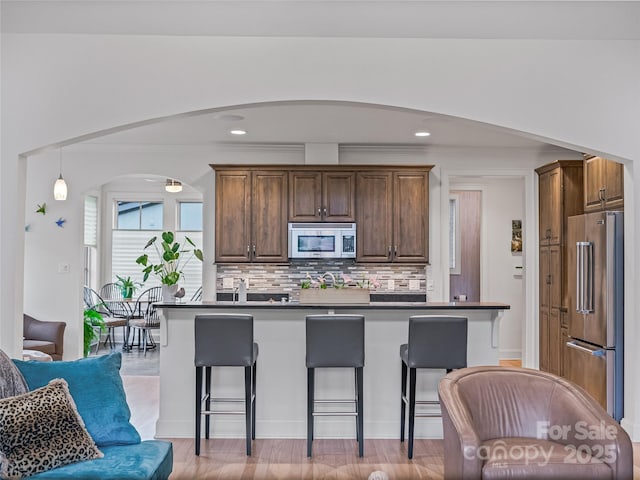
(156, 300, 510, 310)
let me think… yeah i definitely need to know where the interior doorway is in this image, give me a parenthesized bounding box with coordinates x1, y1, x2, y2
(449, 190, 482, 302)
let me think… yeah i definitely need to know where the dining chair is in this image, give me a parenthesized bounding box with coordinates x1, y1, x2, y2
(99, 283, 133, 320)
(128, 286, 163, 355)
(82, 286, 129, 351)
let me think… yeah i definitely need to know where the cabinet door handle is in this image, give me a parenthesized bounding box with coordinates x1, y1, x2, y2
(323, 207, 327, 216)
(317, 207, 321, 216)
(394, 245, 398, 257)
(388, 245, 392, 259)
(252, 245, 256, 255)
(247, 245, 251, 259)
(546, 229, 551, 239)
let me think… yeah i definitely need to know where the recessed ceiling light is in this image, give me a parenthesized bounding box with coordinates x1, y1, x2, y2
(216, 114, 244, 121)
(414, 131, 431, 137)
(230, 130, 247, 135)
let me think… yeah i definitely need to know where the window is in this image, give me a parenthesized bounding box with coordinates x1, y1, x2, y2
(112, 201, 164, 290)
(83, 196, 98, 289)
(179, 202, 203, 231)
(449, 194, 461, 275)
(111, 199, 202, 301)
(117, 201, 163, 230)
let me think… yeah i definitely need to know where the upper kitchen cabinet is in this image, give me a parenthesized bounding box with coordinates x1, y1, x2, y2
(289, 171, 355, 222)
(584, 156, 624, 212)
(215, 169, 288, 263)
(537, 161, 584, 246)
(356, 168, 430, 263)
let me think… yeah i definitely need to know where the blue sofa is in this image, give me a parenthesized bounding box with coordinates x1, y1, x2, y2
(10, 353, 173, 480)
(29, 441, 173, 480)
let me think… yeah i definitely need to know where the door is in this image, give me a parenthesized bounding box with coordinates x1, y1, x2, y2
(356, 171, 393, 262)
(565, 339, 608, 411)
(584, 156, 604, 210)
(449, 190, 481, 302)
(583, 211, 608, 346)
(252, 171, 288, 262)
(567, 214, 585, 340)
(323, 172, 355, 221)
(393, 171, 429, 262)
(215, 170, 252, 262)
(289, 171, 322, 221)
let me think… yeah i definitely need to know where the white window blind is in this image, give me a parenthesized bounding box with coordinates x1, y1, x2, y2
(111, 230, 202, 301)
(84, 196, 98, 247)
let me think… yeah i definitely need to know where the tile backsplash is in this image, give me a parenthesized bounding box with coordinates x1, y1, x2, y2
(217, 260, 427, 300)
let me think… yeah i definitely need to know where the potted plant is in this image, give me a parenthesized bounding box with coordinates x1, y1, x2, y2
(84, 308, 106, 357)
(135, 231, 203, 301)
(115, 275, 142, 299)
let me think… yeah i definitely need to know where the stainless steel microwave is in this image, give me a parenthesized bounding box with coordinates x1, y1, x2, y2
(288, 223, 356, 258)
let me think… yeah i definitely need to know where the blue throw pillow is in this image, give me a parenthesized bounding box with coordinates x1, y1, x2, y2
(13, 353, 141, 447)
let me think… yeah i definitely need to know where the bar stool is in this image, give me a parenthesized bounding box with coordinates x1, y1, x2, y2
(194, 314, 258, 456)
(400, 315, 467, 459)
(306, 314, 365, 458)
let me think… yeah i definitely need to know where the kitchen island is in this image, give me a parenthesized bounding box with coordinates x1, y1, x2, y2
(155, 301, 509, 440)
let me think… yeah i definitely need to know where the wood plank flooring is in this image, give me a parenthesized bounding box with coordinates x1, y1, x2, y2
(122, 364, 640, 479)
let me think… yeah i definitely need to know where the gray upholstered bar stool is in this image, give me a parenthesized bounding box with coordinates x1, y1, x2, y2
(306, 314, 365, 458)
(194, 314, 258, 456)
(400, 315, 467, 459)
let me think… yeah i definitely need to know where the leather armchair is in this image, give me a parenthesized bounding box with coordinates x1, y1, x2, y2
(22, 314, 66, 361)
(438, 366, 632, 479)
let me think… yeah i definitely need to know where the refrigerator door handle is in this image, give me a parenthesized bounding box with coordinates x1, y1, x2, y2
(585, 241, 594, 313)
(566, 341, 606, 357)
(576, 242, 582, 312)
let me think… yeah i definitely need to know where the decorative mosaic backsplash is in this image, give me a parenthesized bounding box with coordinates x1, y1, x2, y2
(217, 260, 427, 300)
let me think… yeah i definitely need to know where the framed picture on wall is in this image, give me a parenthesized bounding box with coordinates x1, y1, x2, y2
(511, 220, 522, 252)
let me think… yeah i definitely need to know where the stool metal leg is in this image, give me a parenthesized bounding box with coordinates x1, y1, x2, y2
(195, 366, 203, 456)
(252, 360, 257, 440)
(356, 366, 364, 458)
(307, 367, 315, 457)
(244, 366, 252, 456)
(400, 360, 407, 442)
(205, 367, 212, 439)
(408, 367, 417, 459)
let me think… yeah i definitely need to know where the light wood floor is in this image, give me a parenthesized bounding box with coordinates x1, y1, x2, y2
(122, 367, 640, 479)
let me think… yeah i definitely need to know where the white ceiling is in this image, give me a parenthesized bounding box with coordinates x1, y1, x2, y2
(81, 101, 564, 150)
(3, 1, 639, 39)
(6, 1, 618, 152)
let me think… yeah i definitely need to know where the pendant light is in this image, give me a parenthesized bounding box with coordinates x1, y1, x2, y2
(53, 148, 68, 201)
(165, 179, 182, 193)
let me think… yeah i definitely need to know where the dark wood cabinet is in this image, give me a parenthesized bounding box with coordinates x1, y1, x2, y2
(215, 164, 431, 264)
(215, 169, 288, 263)
(393, 171, 429, 262)
(289, 171, 355, 222)
(356, 169, 429, 263)
(356, 171, 393, 262)
(536, 160, 584, 375)
(584, 156, 624, 212)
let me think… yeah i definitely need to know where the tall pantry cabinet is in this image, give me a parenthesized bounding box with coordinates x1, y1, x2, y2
(536, 161, 584, 376)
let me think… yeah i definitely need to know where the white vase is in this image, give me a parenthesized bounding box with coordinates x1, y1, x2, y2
(162, 284, 179, 302)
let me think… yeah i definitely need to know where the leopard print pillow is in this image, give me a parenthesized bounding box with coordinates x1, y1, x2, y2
(0, 378, 103, 479)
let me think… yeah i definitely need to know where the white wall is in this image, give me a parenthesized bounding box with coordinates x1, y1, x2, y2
(3, 33, 640, 438)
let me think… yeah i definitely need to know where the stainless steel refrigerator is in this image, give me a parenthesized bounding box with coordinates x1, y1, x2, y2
(566, 211, 623, 421)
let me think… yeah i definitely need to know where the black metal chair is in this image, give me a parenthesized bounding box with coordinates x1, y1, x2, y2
(400, 315, 468, 459)
(194, 314, 258, 456)
(306, 314, 365, 458)
(127, 286, 163, 355)
(82, 286, 129, 351)
(99, 283, 133, 319)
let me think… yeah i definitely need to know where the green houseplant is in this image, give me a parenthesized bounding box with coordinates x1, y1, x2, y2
(115, 275, 142, 299)
(83, 308, 106, 357)
(135, 231, 203, 294)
